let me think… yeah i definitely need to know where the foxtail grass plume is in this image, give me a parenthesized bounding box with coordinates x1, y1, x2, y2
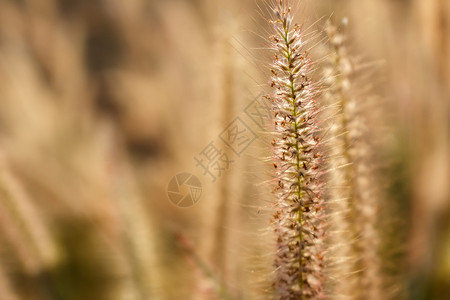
(323, 20, 383, 300)
(269, 1, 326, 298)
(321, 19, 359, 298)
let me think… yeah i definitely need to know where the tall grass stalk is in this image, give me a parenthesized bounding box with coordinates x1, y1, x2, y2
(269, 1, 326, 298)
(323, 20, 382, 299)
(322, 20, 359, 299)
(0, 157, 58, 273)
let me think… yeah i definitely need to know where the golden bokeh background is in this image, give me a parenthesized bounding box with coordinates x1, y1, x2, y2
(0, 0, 448, 299)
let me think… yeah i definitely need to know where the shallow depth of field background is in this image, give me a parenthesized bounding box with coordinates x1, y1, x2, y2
(0, 0, 448, 299)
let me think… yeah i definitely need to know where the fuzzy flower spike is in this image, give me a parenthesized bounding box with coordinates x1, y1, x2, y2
(269, 1, 325, 299)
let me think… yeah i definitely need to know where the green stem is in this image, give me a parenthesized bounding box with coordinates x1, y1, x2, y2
(284, 27, 305, 298)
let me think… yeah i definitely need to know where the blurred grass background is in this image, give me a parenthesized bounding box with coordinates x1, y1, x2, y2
(0, 0, 448, 299)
